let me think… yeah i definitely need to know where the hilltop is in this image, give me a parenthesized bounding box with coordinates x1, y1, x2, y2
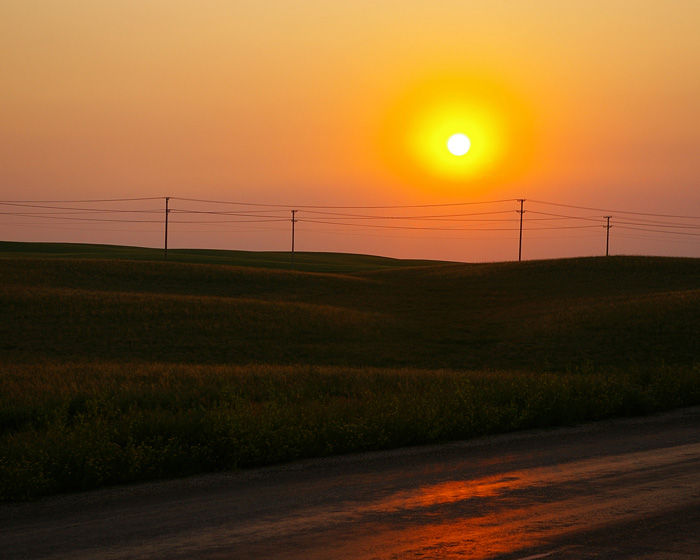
(0, 241, 444, 273)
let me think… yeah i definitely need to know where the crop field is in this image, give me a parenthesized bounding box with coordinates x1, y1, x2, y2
(2, 241, 700, 499)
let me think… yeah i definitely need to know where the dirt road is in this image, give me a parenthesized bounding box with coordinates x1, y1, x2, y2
(3, 407, 700, 559)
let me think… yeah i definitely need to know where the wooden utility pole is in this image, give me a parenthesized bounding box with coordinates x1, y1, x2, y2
(164, 196, 170, 261)
(291, 209, 297, 269)
(604, 216, 612, 257)
(517, 199, 525, 261)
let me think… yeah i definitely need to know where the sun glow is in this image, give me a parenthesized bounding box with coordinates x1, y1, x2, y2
(379, 75, 535, 193)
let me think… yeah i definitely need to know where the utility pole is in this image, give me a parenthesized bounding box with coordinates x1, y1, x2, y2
(290, 209, 297, 269)
(604, 216, 612, 257)
(164, 196, 170, 262)
(517, 199, 525, 262)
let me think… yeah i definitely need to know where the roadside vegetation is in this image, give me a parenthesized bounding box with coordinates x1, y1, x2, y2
(2, 242, 700, 499)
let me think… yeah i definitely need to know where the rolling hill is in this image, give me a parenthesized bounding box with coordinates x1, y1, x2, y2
(2, 242, 699, 371)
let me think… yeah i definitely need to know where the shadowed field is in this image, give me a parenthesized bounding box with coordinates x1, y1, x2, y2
(2, 242, 700, 499)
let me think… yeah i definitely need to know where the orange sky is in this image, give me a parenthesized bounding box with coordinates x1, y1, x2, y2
(2, 1, 699, 262)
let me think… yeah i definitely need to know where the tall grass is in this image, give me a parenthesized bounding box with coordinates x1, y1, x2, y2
(2, 361, 700, 500)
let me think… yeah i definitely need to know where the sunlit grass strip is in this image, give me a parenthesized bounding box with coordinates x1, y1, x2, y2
(2, 362, 699, 500)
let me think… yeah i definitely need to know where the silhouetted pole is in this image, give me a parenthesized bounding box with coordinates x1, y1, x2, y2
(164, 196, 170, 261)
(291, 209, 297, 269)
(517, 199, 525, 261)
(604, 215, 612, 257)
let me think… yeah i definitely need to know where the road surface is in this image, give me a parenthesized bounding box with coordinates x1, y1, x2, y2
(2, 407, 700, 559)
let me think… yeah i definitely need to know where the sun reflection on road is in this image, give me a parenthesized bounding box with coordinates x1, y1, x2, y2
(329, 443, 700, 559)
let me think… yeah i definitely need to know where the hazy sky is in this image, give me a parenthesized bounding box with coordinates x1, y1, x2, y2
(2, 1, 699, 262)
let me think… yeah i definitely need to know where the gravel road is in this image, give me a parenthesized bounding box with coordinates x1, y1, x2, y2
(2, 406, 700, 559)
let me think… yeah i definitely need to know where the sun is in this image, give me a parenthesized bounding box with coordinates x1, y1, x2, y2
(447, 133, 471, 156)
(378, 74, 536, 192)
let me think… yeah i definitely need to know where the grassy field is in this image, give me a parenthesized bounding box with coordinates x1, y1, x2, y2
(0, 241, 442, 272)
(2, 242, 700, 499)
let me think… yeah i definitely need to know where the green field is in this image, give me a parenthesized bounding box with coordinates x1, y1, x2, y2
(2, 241, 700, 499)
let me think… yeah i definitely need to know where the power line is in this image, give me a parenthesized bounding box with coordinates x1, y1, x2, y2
(171, 196, 517, 210)
(613, 219, 700, 230)
(170, 209, 289, 216)
(526, 210, 606, 223)
(0, 202, 162, 213)
(0, 213, 162, 223)
(614, 225, 700, 237)
(528, 199, 700, 220)
(0, 197, 164, 203)
(614, 232, 700, 246)
(302, 218, 520, 232)
(4, 196, 699, 220)
(170, 218, 289, 224)
(2, 196, 700, 260)
(0, 222, 161, 233)
(300, 209, 517, 220)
